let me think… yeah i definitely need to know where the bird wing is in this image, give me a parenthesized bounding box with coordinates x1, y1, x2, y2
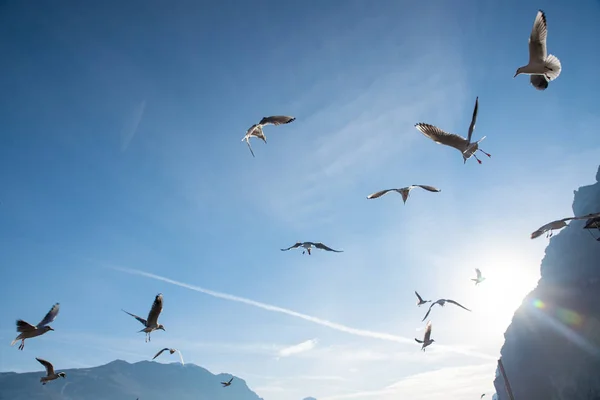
(421, 302, 437, 322)
(38, 303, 60, 327)
(122, 310, 147, 326)
(153, 348, 169, 360)
(413, 185, 441, 193)
(314, 242, 343, 252)
(415, 123, 468, 151)
(36, 357, 55, 375)
(475, 268, 482, 279)
(528, 10, 548, 64)
(146, 293, 164, 327)
(415, 291, 424, 303)
(16, 319, 36, 333)
(366, 189, 400, 199)
(245, 123, 260, 136)
(246, 140, 256, 158)
(583, 217, 600, 230)
(228, 377, 234, 384)
(281, 242, 302, 251)
(446, 299, 472, 312)
(467, 97, 479, 143)
(530, 75, 549, 91)
(423, 321, 432, 342)
(259, 116, 296, 126)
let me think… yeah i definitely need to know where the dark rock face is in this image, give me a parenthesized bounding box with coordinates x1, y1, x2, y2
(494, 165, 600, 400)
(0, 359, 264, 400)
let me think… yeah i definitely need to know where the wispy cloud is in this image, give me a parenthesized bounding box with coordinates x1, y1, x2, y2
(277, 338, 319, 358)
(120, 99, 146, 152)
(109, 265, 496, 361)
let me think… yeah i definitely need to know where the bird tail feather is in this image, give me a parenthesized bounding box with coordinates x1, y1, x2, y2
(544, 55, 561, 81)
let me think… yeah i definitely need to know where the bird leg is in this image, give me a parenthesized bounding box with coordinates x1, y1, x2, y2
(18, 340, 25, 350)
(473, 154, 483, 164)
(307, 248, 311, 255)
(479, 149, 491, 158)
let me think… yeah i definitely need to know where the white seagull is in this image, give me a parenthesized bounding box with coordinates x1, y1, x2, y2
(530, 213, 600, 239)
(471, 268, 485, 285)
(11, 303, 60, 350)
(241, 115, 296, 157)
(367, 185, 441, 204)
(122, 293, 165, 342)
(415, 97, 491, 164)
(422, 298, 472, 322)
(415, 291, 431, 307)
(153, 347, 184, 365)
(415, 321, 435, 351)
(280, 241, 343, 255)
(36, 357, 66, 385)
(514, 10, 562, 91)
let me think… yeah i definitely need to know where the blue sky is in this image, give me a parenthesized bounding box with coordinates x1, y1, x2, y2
(1, 0, 600, 399)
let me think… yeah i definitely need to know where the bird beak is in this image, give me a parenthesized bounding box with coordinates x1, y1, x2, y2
(513, 71, 518, 78)
(49, 327, 55, 331)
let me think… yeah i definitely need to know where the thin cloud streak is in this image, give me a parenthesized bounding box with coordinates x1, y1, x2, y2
(109, 265, 496, 361)
(278, 338, 319, 357)
(120, 99, 146, 152)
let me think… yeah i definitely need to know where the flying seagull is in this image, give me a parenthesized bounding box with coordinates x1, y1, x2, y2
(415, 321, 434, 351)
(481, 395, 486, 399)
(530, 213, 600, 239)
(153, 347, 185, 365)
(415, 97, 491, 164)
(241, 115, 296, 157)
(415, 291, 431, 307)
(280, 241, 343, 255)
(367, 185, 441, 204)
(221, 377, 234, 387)
(36, 357, 66, 385)
(471, 268, 485, 285)
(422, 298, 472, 322)
(122, 293, 165, 342)
(11, 303, 59, 350)
(514, 10, 561, 90)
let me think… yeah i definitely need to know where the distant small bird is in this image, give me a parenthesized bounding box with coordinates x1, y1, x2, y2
(280, 241, 343, 255)
(415, 321, 434, 351)
(481, 394, 486, 399)
(221, 377, 234, 387)
(514, 10, 561, 90)
(241, 115, 296, 157)
(36, 357, 66, 385)
(122, 293, 165, 342)
(152, 347, 184, 365)
(367, 185, 441, 204)
(422, 298, 472, 322)
(471, 268, 485, 285)
(11, 303, 60, 350)
(415, 291, 431, 307)
(415, 97, 491, 164)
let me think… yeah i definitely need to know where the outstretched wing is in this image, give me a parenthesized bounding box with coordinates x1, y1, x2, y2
(314, 242, 343, 252)
(415, 291, 424, 303)
(122, 309, 147, 326)
(36, 357, 55, 375)
(446, 299, 472, 312)
(281, 242, 302, 251)
(530, 74, 549, 91)
(528, 10, 548, 64)
(475, 268, 482, 279)
(147, 294, 164, 327)
(423, 321, 432, 342)
(583, 217, 600, 230)
(259, 116, 295, 126)
(467, 97, 479, 143)
(421, 302, 437, 322)
(16, 319, 36, 333)
(38, 303, 60, 327)
(413, 185, 441, 193)
(153, 348, 169, 360)
(366, 189, 399, 199)
(246, 140, 256, 158)
(415, 123, 467, 151)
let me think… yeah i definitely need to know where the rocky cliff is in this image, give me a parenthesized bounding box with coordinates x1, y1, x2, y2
(494, 165, 600, 400)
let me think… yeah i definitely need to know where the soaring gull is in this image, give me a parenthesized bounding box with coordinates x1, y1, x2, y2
(36, 357, 66, 385)
(367, 185, 441, 204)
(122, 293, 165, 342)
(421, 298, 472, 322)
(415, 321, 435, 351)
(241, 116, 296, 157)
(11, 303, 59, 350)
(280, 241, 343, 255)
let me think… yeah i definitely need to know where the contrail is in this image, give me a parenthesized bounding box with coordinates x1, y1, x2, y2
(111, 266, 496, 361)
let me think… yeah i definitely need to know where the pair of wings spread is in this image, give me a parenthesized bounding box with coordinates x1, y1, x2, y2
(280, 242, 342, 252)
(123, 294, 163, 327)
(17, 303, 60, 333)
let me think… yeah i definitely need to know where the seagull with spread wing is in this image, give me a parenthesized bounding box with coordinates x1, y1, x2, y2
(415, 97, 491, 164)
(421, 298, 472, 322)
(530, 213, 600, 239)
(415, 291, 431, 307)
(280, 241, 343, 255)
(367, 185, 441, 204)
(514, 10, 561, 90)
(241, 115, 296, 157)
(11, 303, 60, 350)
(122, 293, 165, 342)
(152, 347, 184, 365)
(36, 357, 66, 385)
(472, 268, 485, 285)
(221, 377, 234, 387)
(415, 321, 435, 351)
